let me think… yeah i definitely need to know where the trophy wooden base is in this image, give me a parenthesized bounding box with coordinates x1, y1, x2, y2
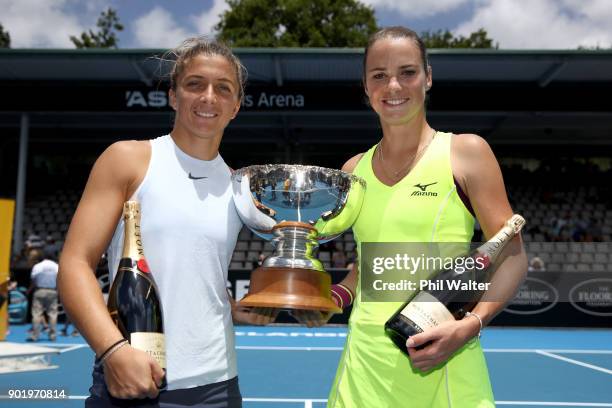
(237, 266, 342, 313)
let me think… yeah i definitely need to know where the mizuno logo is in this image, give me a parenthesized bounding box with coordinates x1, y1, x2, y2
(414, 182, 437, 191)
(188, 173, 208, 180)
(411, 181, 438, 197)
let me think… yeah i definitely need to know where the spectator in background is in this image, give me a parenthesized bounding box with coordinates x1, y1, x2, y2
(551, 212, 573, 242)
(3, 280, 18, 336)
(62, 315, 79, 337)
(528, 257, 546, 272)
(258, 252, 265, 267)
(27, 249, 59, 342)
(25, 233, 44, 251)
(585, 217, 603, 242)
(331, 245, 346, 268)
(44, 235, 62, 258)
(344, 257, 355, 272)
(11, 247, 31, 272)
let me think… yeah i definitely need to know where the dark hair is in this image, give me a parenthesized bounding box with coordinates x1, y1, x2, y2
(363, 26, 429, 82)
(28, 248, 44, 264)
(163, 36, 247, 103)
(43, 248, 57, 261)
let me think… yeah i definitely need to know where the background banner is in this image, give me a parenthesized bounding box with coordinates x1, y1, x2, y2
(0, 199, 15, 340)
(224, 269, 612, 327)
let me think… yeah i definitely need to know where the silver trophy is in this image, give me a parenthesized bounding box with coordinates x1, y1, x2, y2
(231, 165, 366, 313)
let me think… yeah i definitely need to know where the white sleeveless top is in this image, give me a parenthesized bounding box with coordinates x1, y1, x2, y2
(107, 134, 243, 390)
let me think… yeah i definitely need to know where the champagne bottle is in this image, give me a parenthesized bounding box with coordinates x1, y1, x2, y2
(384, 214, 525, 356)
(107, 201, 166, 388)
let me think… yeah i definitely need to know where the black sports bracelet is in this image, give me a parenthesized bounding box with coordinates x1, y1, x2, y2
(94, 338, 129, 368)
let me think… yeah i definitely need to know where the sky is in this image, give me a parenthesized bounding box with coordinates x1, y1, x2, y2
(1, 0, 612, 49)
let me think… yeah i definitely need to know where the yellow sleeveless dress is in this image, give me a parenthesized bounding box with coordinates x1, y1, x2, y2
(327, 132, 495, 408)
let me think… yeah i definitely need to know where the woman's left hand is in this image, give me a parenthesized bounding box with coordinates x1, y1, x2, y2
(406, 316, 481, 372)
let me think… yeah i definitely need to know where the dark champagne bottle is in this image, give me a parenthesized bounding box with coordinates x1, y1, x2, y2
(384, 214, 525, 356)
(107, 201, 166, 388)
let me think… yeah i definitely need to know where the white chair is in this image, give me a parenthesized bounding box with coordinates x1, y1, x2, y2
(564, 264, 578, 273)
(576, 264, 591, 272)
(235, 241, 248, 251)
(594, 253, 607, 263)
(547, 263, 561, 272)
(557, 253, 572, 263)
(232, 251, 246, 261)
(583, 243, 596, 254)
(529, 242, 543, 253)
(579, 253, 594, 263)
(238, 228, 251, 240)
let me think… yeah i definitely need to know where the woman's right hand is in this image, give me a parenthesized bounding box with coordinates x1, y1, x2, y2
(103, 345, 165, 400)
(290, 309, 335, 328)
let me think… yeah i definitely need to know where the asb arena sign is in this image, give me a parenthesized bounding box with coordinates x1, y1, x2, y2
(1, 83, 365, 112)
(125, 90, 306, 109)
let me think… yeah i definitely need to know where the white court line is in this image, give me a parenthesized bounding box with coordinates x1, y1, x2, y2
(29, 347, 610, 406)
(57, 345, 88, 354)
(496, 402, 612, 407)
(237, 346, 343, 351)
(33, 344, 612, 354)
(0, 396, 82, 400)
(485, 349, 612, 354)
(19, 343, 88, 354)
(236, 346, 612, 354)
(31, 396, 612, 407)
(32, 343, 85, 347)
(536, 350, 612, 376)
(243, 398, 327, 403)
(33, 343, 612, 355)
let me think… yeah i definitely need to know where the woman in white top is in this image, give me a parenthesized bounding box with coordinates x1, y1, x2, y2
(58, 37, 275, 407)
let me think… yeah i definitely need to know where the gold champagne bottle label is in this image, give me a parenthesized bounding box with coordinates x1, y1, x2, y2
(400, 291, 455, 330)
(131, 332, 166, 369)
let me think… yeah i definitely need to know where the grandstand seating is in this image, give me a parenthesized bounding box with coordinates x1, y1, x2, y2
(13, 161, 612, 274)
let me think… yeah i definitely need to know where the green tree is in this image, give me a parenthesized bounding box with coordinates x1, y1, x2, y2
(421, 28, 497, 49)
(0, 23, 10, 48)
(216, 0, 378, 47)
(70, 8, 124, 48)
(577, 44, 610, 50)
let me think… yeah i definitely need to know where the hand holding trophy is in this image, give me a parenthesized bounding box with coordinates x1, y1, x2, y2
(231, 165, 366, 319)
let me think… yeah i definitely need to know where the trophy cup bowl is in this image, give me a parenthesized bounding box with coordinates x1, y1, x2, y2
(231, 165, 366, 313)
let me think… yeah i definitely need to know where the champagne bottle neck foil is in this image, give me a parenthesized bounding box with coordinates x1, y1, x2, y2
(122, 201, 145, 260)
(476, 214, 525, 265)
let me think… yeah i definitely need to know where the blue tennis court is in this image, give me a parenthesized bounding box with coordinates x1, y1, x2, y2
(1, 324, 611, 407)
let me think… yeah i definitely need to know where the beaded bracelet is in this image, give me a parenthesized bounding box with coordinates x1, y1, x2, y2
(331, 283, 355, 309)
(465, 311, 483, 338)
(94, 339, 129, 368)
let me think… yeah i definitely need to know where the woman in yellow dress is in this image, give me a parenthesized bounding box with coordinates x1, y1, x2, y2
(299, 26, 528, 408)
